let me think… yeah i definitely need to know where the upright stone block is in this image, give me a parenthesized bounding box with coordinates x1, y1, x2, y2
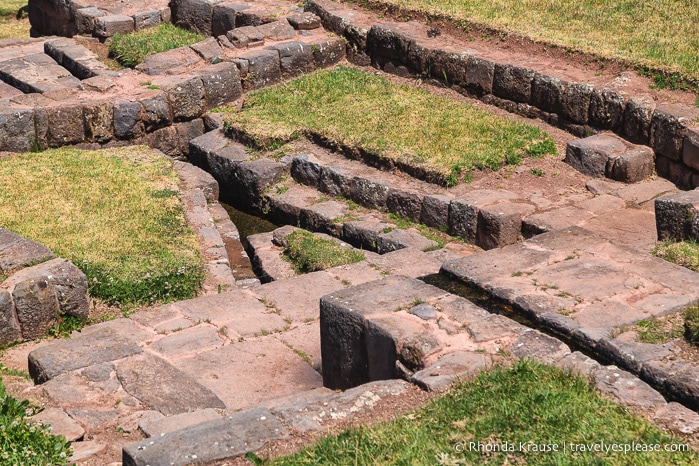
(0, 290, 21, 347)
(465, 56, 494, 96)
(94, 15, 134, 38)
(493, 63, 534, 103)
(655, 190, 699, 241)
(476, 202, 534, 250)
(448, 190, 518, 242)
(268, 42, 315, 79)
(623, 96, 655, 144)
(650, 104, 699, 161)
(196, 62, 242, 108)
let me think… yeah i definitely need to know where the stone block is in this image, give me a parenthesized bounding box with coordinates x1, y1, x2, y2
(653, 402, 699, 435)
(226, 26, 265, 48)
(257, 20, 296, 40)
(476, 202, 534, 250)
(376, 229, 438, 253)
(430, 49, 472, 85)
(11, 276, 59, 340)
(299, 200, 347, 234)
(342, 221, 393, 250)
(133, 10, 161, 30)
(267, 41, 314, 79)
(139, 408, 222, 437)
(318, 165, 352, 197)
(0, 109, 37, 152)
(175, 119, 205, 154)
(212, 3, 248, 36)
(589, 87, 626, 131)
(350, 177, 390, 210)
(622, 96, 655, 144)
(291, 154, 321, 187)
(0, 289, 21, 346)
(511, 329, 571, 364)
(113, 99, 144, 140)
(530, 73, 562, 114)
(139, 91, 172, 131)
(650, 104, 699, 161)
(83, 101, 114, 143)
(411, 351, 489, 392)
(594, 366, 666, 410)
(310, 37, 346, 68)
(191, 37, 223, 62)
(30, 407, 85, 442)
(145, 126, 179, 156)
(94, 15, 134, 38)
(607, 146, 655, 183)
(238, 49, 282, 91)
(655, 190, 699, 241)
(464, 56, 494, 96)
(492, 63, 534, 103)
(657, 155, 692, 188)
(0, 232, 55, 274)
(684, 128, 699, 171)
(386, 189, 422, 221)
(560, 82, 593, 125)
(75, 7, 106, 35)
(136, 47, 203, 76)
(46, 104, 85, 147)
(448, 189, 518, 242)
(195, 62, 242, 108)
(564, 134, 627, 178)
(159, 76, 206, 121)
(287, 12, 321, 30)
(420, 194, 451, 229)
(171, 0, 219, 36)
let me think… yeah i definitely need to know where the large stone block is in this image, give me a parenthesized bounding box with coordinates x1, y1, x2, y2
(11, 276, 59, 340)
(83, 101, 114, 143)
(287, 12, 321, 30)
(655, 190, 699, 241)
(0, 109, 37, 152)
(0, 232, 55, 274)
(175, 119, 205, 154)
(171, 0, 221, 36)
(318, 165, 351, 197)
(589, 87, 626, 131)
(0, 289, 21, 346)
(190, 37, 223, 62)
(476, 202, 534, 250)
(267, 42, 314, 79)
(138, 91, 173, 131)
(684, 129, 699, 172)
(560, 82, 593, 125)
(158, 76, 206, 121)
(75, 7, 106, 35)
(376, 229, 438, 254)
(650, 104, 699, 161)
(113, 99, 144, 140)
(565, 134, 653, 183)
(349, 177, 390, 210)
(622, 96, 655, 144)
(144, 126, 179, 156)
(196, 62, 242, 108)
(291, 154, 321, 187)
(386, 189, 422, 222)
(212, 3, 249, 36)
(238, 49, 282, 91)
(257, 20, 296, 41)
(531, 73, 562, 114)
(45, 104, 85, 147)
(342, 221, 393, 250)
(492, 63, 534, 103)
(430, 49, 472, 85)
(310, 37, 346, 69)
(94, 15, 134, 38)
(420, 194, 451, 229)
(133, 10, 161, 31)
(448, 189, 518, 242)
(464, 56, 494, 96)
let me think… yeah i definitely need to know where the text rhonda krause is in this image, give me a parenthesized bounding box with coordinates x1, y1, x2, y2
(456, 441, 690, 454)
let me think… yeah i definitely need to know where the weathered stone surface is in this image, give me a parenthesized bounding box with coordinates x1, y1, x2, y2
(655, 189, 699, 241)
(267, 41, 314, 78)
(139, 91, 172, 130)
(145, 126, 179, 156)
(0, 109, 36, 152)
(227, 25, 265, 48)
(291, 154, 321, 187)
(492, 63, 534, 103)
(607, 146, 655, 183)
(196, 61, 242, 108)
(623, 96, 655, 144)
(28, 323, 144, 384)
(342, 221, 393, 250)
(171, 0, 219, 36)
(69, 441, 106, 463)
(683, 129, 699, 172)
(320, 276, 448, 389)
(448, 189, 518, 242)
(113, 99, 144, 140)
(44, 39, 110, 80)
(318, 165, 352, 197)
(555, 351, 601, 378)
(0, 233, 55, 274)
(257, 20, 296, 40)
(116, 353, 226, 416)
(521, 206, 591, 237)
(149, 326, 224, 357)
(30, 408, 84, 442)
(174, 160, 220, 202)
(237, 49, 282, 91)
(75, 7, 106, 35)
(123, 408, 287, 466)
(133, 10, 162, 30)
(212, 3, 248, 36)
(420, 194, 451, 229)
(665, 368, 699, 411)
(175, 119, 206, 154)
(409, 303, 439, 320)
(139, 408, 222, 437)
(653, 402, 699, 434)
(83, 101, 114, 143)
(310, 37, 346, 68)
(11, 276, 59, 340)
(465, 56, 494, 96)
(597, 339, 672, 374)
(190, 37, 223, 62)
(589, 88, 626, 131)
(560, 82, 593, 124)
(94, 15, 134, 38)
(350, 177, 390, 210)
(475, 201, 533, 250)
(435, 294, 490, 326)
(411, 351, 489, 392)
(565, 134, 627, 178)
(594, 366, 666, 410)
(136, 47, 202, 75)
(376, 229, 438, 254)
(511, 329, 571, 364)
(287, 12, 321, 30)
(299, 200, 346, 234)
(386, 189, 422, 221)
(159, 75, 206, 121)
(531, 73, 562, 114)
(650, 104, 699, 161)
(0, 289, 21, 346)
(46, 104, 84, 147)
(467, 314, 524, 342)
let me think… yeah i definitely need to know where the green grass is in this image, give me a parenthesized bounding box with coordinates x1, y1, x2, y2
(0, 379, 72, 465)
(283, 230, 365, 273)
(109, 23, 205, 67)
(225, 66, 556, 186)
(633, 317, 684, 344)
(684, 307, 699, 346)
(654, 240, 699, 272)
(373, 0, 699, 83)
(269, 360, 696, 465)
(0, 147, 203, 305)
(0, 0, 29, 39)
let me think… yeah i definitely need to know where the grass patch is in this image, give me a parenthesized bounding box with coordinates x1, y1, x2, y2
(653, 240, 699, 272)
(270, 360, 696, 465)
(0, 147, 203, 305)
(283, 230, 364, 273)
(225, 66, 556, 186)
(0, 0, 29, 39)
(684, 306, 699, 346)
(0, 379, 72, 464)
(633, 316, 684, 344)
(109, 22, 204, 67)
(387, 213, 446, 249)
(376, 0, 699, 83)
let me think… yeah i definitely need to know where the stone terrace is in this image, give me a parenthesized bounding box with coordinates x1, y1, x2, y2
(3, 0, 699, 464)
